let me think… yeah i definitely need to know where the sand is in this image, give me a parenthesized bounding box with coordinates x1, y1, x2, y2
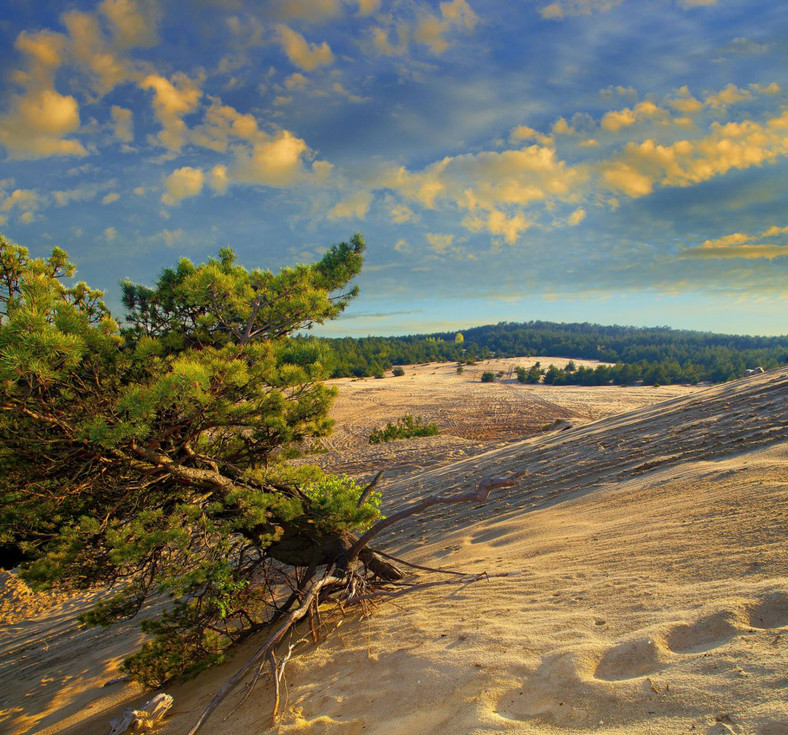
(1, 366, 785, 735)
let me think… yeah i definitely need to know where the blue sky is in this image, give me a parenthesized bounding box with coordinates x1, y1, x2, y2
(1, 0, 786, 336)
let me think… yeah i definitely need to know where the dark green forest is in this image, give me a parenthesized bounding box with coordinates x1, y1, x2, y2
(300, 321, 788, 385)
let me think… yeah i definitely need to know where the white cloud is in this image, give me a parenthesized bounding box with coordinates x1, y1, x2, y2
(102, 192, 120, 205)
(104, 226, 117, 241)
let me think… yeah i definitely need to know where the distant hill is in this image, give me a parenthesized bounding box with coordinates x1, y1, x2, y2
(299, 321, 788, 384)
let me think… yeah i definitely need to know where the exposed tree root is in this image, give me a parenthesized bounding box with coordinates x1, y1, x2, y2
(184, 471, 526, 735)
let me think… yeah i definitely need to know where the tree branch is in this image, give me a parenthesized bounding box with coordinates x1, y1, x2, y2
(347, 471, 526, 562)
(186, 574, 344, 735)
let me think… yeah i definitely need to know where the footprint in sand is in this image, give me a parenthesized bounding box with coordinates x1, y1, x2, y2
(665, 609, 742, 654)
(593, 637, 667, 681)
(747, 591, 788, 629)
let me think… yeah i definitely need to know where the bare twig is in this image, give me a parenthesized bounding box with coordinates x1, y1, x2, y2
(371, 548, 470, 577)
(357, 470, 384, 507)
(348, 472, 527, 562)
(345, 571, 521, 604)
(185, 574, 343, 735)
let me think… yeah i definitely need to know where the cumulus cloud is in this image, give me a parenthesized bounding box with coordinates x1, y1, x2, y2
(327, 190, 373, 220)
(140, 72, 203, 152)
(602, 107, 788, 198)
(426, 232, 455, 252)
(601, 101, 664, 132)
(102, 192, 120, 204)
(1, 189, 42, 217)
(162, 166, 205, 205)
(0, 30, 87, 159)
(104, 226, 117, 241)
(189, 99, 258, 152)
(278, 26, 334, 71)
(62, 10, 134, 96)
(704, 83, 752, 110)
(161, 228, 184, 247)
(568, 207, 586, 225)
(371, 141, 585, 243)
(509, 125, 553, 145)
(53, 185, 100, 206)
(228, 130, 313, 187)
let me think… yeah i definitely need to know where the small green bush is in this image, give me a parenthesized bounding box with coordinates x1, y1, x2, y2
(391, 366, 405, 377)
(480, 371, 496, 383)
(369, 415, 439, 444)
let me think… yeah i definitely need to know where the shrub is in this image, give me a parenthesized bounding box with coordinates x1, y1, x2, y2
(391, 366, 405, 377)
(369, 415, 439, 444)
(480, 371, 496, 382)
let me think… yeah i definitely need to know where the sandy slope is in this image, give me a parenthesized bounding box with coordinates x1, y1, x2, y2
(1, 369, 786, 735)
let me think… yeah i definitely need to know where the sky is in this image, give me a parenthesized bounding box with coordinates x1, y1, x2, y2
(0, 0, 786, 337)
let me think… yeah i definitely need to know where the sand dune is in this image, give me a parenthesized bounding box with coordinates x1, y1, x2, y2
(1, 368, 785, 735)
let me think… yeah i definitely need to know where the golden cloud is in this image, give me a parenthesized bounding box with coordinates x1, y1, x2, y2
(140, 72, 203, 152)
(162, 166, 205, 205)
(0, 31, 87, 159)
(278, 26, 334, 71)
(681, 225, 788, 260)
(327, 190, 373, 220)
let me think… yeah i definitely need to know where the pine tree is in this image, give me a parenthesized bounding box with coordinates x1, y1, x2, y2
(0, 232, 400, 687)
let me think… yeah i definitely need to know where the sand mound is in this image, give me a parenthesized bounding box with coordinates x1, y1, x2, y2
(1, 368, 786, 735)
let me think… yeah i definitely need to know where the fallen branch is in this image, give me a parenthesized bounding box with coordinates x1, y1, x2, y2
(184, 471, 527, 734)
(347, 471, 527, 562)
(345, 570, 522, 604)
(186, 574, 343, 735)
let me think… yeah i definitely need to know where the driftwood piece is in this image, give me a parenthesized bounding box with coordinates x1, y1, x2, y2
(108, 693, 173, 734)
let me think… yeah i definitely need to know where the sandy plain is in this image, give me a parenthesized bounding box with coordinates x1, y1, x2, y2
(1, 360, 786, 735)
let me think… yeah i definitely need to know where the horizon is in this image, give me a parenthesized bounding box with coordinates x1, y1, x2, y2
(1, 1, 787, 337)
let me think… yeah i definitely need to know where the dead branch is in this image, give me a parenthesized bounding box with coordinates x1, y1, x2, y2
(357, 470, 384, 507)
(184, 471, 527, 734)
(371, 548, 471, 577)
(185, 574, 343, 735)
(345, 571, 522, 604)
(347, 471, 527, 562)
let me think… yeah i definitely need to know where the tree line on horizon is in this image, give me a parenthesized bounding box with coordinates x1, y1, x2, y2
(299, 321, 788, 385)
